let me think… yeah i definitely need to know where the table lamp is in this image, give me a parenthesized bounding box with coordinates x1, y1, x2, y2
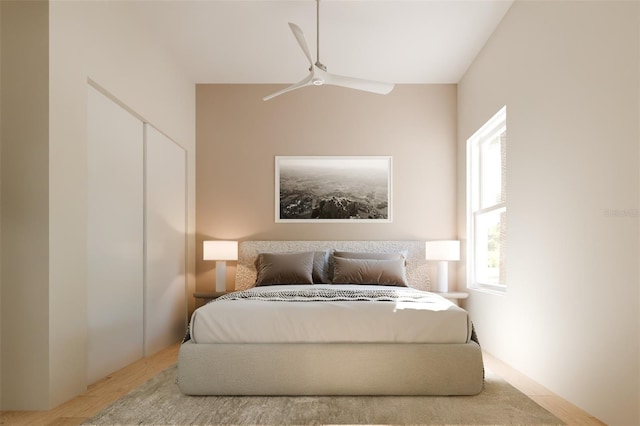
(425, 240, 460, 293)
(203, 240, 238, 292)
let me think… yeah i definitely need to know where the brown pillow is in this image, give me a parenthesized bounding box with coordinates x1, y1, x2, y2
(332, 257, 408, 287)
(255, 252, 315, 286)
(331, 251, 408, 281)
(255, 251, 329, 284)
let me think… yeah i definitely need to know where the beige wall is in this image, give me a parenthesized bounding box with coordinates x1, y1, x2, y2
(196, 84, 458, 292)
(457, 1, 639, 425)
(1, 0, 196, 410)
(1, 0, 50, 409)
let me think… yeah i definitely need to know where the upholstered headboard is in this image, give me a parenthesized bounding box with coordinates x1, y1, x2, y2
(236, 240, 430, 291)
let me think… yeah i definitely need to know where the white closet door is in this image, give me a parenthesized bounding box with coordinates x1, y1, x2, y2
(87, 86, 144, 385)
(144, 124, 187, 356)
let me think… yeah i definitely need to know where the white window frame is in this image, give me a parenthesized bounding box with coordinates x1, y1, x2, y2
(466, 106, 507, 293)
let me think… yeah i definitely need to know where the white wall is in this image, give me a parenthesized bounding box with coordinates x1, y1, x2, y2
(144, 124, 188, 356)
(86, 85, 145, 385)
(1, 0, 196, 409)
(457, 2, 639, 425)
(48, 0, 195, 408)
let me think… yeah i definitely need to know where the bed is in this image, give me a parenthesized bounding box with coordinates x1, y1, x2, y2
(177, 241, 484, 396)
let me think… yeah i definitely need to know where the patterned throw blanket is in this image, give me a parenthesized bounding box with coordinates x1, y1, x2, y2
(216, 287, 439, 303)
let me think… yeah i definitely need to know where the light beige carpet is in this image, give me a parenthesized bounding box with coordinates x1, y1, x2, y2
(83, 366, 564, 425)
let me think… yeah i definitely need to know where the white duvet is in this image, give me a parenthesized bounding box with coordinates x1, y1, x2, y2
(189, 285, 472, 344)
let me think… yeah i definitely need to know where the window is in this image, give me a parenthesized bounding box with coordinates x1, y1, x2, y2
(467, 106, 507, 291)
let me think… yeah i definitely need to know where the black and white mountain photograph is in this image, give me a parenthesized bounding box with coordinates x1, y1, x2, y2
(276, 156, 392, 222)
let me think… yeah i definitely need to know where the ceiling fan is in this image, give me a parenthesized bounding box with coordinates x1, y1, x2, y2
(263, 0, 395, 101)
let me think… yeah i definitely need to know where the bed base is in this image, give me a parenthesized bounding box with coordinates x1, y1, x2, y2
(177, 340, 484, 396)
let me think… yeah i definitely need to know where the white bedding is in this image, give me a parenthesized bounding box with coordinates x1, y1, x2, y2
(190, 285, 472, 344)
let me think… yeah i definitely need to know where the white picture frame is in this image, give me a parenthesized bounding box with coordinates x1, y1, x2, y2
(275, 156, 392, 223)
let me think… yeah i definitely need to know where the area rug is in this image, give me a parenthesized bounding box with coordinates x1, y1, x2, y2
(83, 366, 564, 425)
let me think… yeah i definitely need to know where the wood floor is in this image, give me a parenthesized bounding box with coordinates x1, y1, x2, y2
(0, 344, 605, 426)
(0, 343, 179, 426)
(482, 353, 605, 426)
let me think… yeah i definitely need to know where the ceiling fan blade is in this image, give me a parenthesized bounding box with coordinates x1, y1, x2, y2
(322, 70, 395, 95)
(263, 73, 314, 101)
(265, 6, 396, 101)
(288, 23, 313, 68)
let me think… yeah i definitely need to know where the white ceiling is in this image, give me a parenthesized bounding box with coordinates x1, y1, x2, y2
(132, 0, 513, 85)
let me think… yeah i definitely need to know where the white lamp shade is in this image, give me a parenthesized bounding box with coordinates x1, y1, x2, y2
(425, 240, 460, 261)
(203, 240, 238, 261)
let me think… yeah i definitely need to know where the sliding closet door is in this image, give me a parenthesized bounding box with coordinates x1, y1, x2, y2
(144, 125, 187, 356)
(87, 86, 144, 385)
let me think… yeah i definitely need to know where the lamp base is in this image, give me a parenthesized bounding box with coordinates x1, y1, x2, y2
(215, 260, 227, 292)
(436, 261, 449, 293)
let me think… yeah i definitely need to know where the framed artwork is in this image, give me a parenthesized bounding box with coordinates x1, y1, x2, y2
(275, 156, 392, 223)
